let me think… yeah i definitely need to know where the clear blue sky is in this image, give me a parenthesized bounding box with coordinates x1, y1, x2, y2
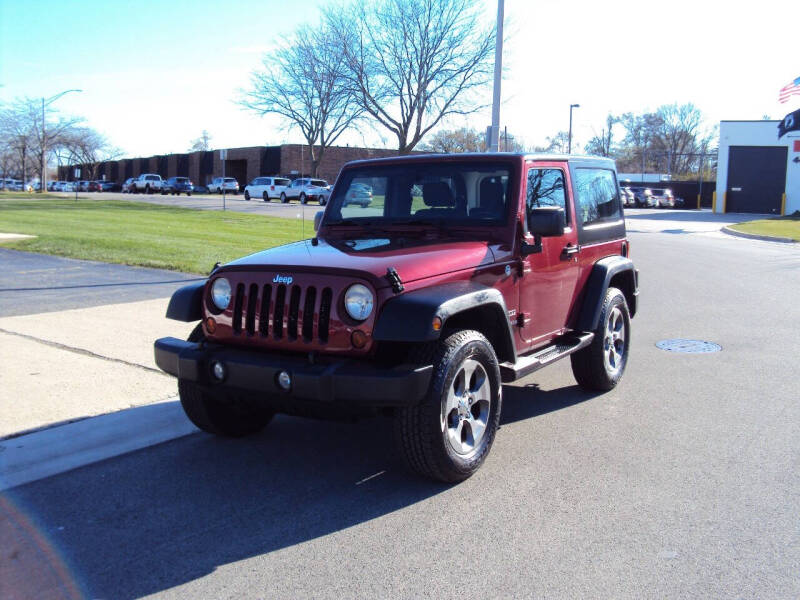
(2, 0, 798, 159)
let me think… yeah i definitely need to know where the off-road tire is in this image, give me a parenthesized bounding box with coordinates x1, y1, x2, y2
(570, 287, 630, 391)
(280, 192, 288, 203)
(394, 330, 502, 483)
(178, 325, 275, 437)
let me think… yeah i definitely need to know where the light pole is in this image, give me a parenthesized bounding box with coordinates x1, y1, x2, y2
(41, 89, 82, 192)
(568, 103, 580, 154)
(489, 0, 504, 152)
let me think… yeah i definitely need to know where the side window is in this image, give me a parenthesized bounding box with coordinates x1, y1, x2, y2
(527, 168, 568, 223)
(574, 168, 621, 227)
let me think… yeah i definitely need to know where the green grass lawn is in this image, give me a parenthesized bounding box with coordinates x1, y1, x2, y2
(728, 211, 800, 242)
(0, 195, 305, 274)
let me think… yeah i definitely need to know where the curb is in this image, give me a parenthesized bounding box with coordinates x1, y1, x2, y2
(721, 226, 796, 244)
(0, 398, 197, 491)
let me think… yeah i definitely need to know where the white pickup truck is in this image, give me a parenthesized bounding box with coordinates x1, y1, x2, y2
(133, 173, 164, 194)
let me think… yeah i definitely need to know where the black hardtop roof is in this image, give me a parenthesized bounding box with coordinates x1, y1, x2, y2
(342, 152, 616, 170)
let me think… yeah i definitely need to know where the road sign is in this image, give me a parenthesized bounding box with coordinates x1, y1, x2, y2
(74, 168, 81, 178)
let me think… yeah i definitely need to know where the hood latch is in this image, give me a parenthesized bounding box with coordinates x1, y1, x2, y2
(386, 267, 404, 293)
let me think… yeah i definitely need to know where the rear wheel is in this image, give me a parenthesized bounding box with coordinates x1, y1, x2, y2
(178, 325, 275, 437)
(394, 330, 502, 483)
(145, 185, 151, 194)
(244, 191, 250, 201)
(571, 287, 630, 391)
(280, 192, 288, 203)
(263, 192, 269, 202)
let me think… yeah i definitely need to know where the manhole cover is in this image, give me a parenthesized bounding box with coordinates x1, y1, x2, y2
(656, 339, 722, 353)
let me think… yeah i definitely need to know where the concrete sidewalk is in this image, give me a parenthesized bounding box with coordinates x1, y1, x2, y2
(0, 298, 194, 438)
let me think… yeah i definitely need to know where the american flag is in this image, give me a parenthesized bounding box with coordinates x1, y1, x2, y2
(779, 76, 800, 104)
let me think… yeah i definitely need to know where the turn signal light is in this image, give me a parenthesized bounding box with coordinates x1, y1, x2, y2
(432, 317, 443, 331)
(351, 329, 368, 348)
(205, 317, 217, 334)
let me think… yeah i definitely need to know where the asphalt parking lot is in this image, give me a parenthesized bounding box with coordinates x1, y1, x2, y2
(1, 212, 799, 598)
(51, 190, 322, 219)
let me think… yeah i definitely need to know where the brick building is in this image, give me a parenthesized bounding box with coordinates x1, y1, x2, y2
(59, 144, 409, 187)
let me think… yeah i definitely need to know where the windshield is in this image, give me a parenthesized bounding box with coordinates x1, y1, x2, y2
(325, 161, 513, 226)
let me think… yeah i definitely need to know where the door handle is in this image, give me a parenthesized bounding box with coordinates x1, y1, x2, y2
(561, 244, 580, 259)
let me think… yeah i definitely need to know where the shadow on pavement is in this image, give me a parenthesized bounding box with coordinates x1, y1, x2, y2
(2, 382, 596, 599)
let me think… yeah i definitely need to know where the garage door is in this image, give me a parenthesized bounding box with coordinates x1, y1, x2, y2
(726, 146, 787, 214)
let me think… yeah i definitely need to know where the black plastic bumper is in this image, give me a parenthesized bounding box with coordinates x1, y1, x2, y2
(154, 337, 433, 407)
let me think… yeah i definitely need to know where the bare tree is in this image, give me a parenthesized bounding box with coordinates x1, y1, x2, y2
(59, 127, 122, 181)
(584, 115, 620, 157)
(532, 131, 571, 154)
(241, 23, 362, 177)
(0, 97, 83, 186)
(189, 130, 212, 152)
(421, 126, 526, 153)
(328, 0, 494, 154)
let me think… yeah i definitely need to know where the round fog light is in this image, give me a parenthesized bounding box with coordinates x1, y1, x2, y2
(277, 371, 292, 391)
(211, 361, 226, 381)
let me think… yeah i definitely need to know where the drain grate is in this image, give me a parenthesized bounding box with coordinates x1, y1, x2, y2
(656, 339, 721, 353)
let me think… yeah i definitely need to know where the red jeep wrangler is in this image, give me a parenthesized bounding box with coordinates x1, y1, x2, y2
(155, 153, 638, 482)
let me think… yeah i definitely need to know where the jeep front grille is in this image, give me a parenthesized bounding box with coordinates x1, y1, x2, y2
(231, 282, 332, 344)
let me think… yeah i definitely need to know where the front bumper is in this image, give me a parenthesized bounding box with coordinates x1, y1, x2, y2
(154, 337, 433, 408)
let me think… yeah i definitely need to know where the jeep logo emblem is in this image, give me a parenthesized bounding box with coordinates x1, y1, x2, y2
(272, 274, 293, 285)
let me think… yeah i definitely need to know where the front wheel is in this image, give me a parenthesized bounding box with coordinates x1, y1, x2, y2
(178, 325, 275, 437)
(394, 330, 502, 483)
(244, 191, 250, 201)
(299, 192, 307, 204)
(570, 287, 631, 391)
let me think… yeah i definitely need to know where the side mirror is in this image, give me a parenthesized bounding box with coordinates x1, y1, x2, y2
(313, 210, 324, 232)
(528, 206, 565, 237)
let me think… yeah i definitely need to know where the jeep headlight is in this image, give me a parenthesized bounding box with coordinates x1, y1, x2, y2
(210, 277, 232, 311)
(344, 284, 373, 321)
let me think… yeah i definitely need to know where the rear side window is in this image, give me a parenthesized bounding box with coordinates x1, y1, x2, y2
(574, 168, 621, 227)
(274, 178, 290, 186)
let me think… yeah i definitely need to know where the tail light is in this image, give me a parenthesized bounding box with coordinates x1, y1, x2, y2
(270, 185, 275, 190)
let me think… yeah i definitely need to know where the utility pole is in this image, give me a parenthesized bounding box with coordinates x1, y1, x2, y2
(489, 0, 504, 152)
(40, 89, 82, 193)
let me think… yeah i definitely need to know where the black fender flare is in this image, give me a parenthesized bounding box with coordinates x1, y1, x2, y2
(166, 281, 206, 321)
(576, 256, 638, 331)
(373, 281, 516, 363)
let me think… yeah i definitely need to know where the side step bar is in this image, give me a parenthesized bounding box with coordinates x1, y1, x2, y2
(499, 332, 594, 383)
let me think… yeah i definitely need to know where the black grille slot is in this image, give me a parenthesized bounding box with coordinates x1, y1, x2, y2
(259, 284, 272, 336)
(302, 286, 317, 342)
(273, 284, 286, 339)
(318, 287, 332, 343)
(287, 286, 301, 340)
(245, 283, 258, 335)
(232, 283, 245, 334)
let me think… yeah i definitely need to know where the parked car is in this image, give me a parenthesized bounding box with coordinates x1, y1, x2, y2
(155, 152, 638, 483)
(133, 173, 164, 194)
(192, 183, 209, 194)
(122, 178, 136, 193)
(88, 181, 103, 192)
(342, 182, 373, 207)
(208, 177, 239, 194)
(163, 176, 194, 196)
(243, 176, 291, 201)
(77, 180, 90, 192)
(650, 188, 675, 208)
(100, 181, 119, 192)
(281, 178, 330, 204)
(630, 187, 654, 208)
(619, 186, 636, 208)
(62, 181, 76, 192)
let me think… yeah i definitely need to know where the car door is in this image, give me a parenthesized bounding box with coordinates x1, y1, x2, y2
(517, 162, 581, 349)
